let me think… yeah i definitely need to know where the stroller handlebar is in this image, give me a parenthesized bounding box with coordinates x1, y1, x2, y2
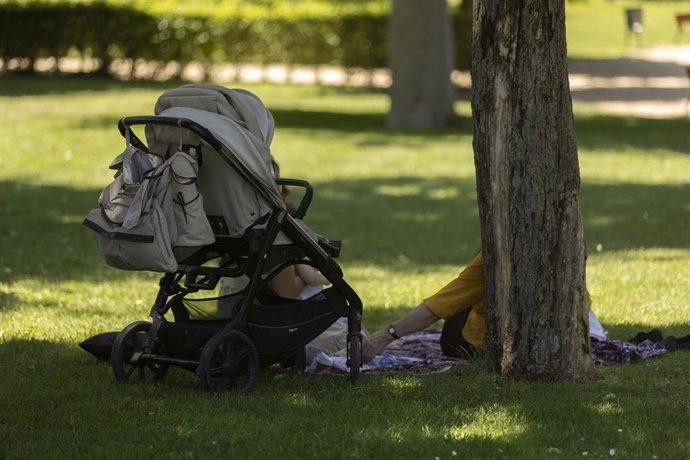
(274, 178, 313, 220)
(118, 116, 223, 151)
(119, 115, 285, 207)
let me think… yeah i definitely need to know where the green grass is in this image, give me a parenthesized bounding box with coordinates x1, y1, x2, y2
(1, 76, 689, 459)
(566, 0, 690, 58)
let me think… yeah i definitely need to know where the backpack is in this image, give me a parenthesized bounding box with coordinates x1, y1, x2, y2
(83, 141, 215, 272)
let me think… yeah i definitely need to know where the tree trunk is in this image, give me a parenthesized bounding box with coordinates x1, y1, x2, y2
(386, 0, 455, 128)
(471, 0, 593, 380)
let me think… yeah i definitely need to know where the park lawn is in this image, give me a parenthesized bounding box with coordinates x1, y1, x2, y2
(0, 77, 689, 459)
(565, 0, 690, 58)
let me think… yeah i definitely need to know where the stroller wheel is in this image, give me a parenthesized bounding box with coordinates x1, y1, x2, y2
(198, 329, 259, 393)
(111, 321, 168, 384)
(348, 334, 362, 385)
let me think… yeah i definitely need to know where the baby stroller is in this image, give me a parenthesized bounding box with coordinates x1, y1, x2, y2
(83, 84, 363, 392)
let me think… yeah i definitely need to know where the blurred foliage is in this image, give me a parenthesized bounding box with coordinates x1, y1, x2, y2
(0, 0, 473, 74)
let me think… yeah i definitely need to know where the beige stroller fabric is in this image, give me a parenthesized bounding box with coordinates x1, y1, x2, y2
(154, 84, 275, 146)
(85, 84, 291, 272)
(146, 84, 284, 238)
(85, 147, 215, 272)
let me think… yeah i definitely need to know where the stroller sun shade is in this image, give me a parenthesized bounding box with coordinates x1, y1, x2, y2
(146, 85, 285, 239)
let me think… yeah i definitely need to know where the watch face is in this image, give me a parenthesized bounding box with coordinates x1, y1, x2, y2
(387, 325, 397, 338)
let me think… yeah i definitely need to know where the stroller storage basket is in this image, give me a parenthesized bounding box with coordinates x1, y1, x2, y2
(170, 287, 349, 366)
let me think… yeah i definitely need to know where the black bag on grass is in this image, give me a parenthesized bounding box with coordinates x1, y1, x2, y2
(79, 332, 118, 361)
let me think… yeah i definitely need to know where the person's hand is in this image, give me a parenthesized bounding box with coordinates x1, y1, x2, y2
(362, 329, 395, 362)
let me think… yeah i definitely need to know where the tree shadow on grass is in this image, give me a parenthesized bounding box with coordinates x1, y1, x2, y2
(272, 108, 472, 135)
(0, 174, 687, 286)
(271, 108, 688, 155)
(575, 113, 690, 155)
(3, 74, 688, 155)
(302, 176, 482, 266)
(580, 181, 690, 251)
(0, 180, 133, 284)
(67, 100, 473, 139)
(306, 176, 690, 264)
(273, 108, 690, 155)
(0, 74, 182, 97)
(0, 74, 390, 98)
(0, 290, 19, 312)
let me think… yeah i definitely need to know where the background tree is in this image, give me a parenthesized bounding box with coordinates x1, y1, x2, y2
(471, 0, 593, 380)
(386, 0, 456, 128)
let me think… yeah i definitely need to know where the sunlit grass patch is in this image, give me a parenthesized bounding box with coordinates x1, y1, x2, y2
(445, 403, 529, 442)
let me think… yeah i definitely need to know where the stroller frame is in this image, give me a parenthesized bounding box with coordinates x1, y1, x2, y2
(110, 115, 363, 392)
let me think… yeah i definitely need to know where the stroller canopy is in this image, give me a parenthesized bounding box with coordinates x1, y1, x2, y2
(145, 84, 284, 238)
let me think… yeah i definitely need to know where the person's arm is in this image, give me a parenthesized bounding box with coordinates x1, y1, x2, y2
(361, 302, 440, 361)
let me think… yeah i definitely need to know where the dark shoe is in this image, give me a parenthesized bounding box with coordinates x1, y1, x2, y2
(660, 336, 680, 351)
(629, 329, 663, 344)
(647, 329, 663, 343)
(675, 334, 690, 350)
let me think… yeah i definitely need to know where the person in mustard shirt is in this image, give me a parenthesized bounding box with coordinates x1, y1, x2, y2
(362, 251, 485, 361)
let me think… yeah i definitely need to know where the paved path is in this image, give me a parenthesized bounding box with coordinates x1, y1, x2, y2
(19, 45, 690, 119)
(218, 45, 690, 119)
(208, 45, 690, 119)
(568, 45, 690, 118)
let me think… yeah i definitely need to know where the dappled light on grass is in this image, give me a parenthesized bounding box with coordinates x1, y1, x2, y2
(581, 156, 688, 185)
(391, 211, 443, 224)
(428, 188, 460, 200)
(377, 184, 461, 201)
(587, 249, 690, 337)
(376, 183, 424, 197)
(444, 403, 529, 442)
(589, 401, 624, 416)
(380, 375, 423, 393)
(1, 276, 157, 341)
(55, 214, 89, 225)
(283, 392, 319, 409)
(587, 215, 616, 227)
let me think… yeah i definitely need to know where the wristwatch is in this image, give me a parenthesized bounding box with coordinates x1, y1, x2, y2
(386, 324, 400, 340)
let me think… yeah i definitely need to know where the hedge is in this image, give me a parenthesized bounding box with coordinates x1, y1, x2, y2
(0, 1, 472, 76)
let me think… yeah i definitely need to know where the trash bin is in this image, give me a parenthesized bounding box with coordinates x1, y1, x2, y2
(625, 8, 643, 34)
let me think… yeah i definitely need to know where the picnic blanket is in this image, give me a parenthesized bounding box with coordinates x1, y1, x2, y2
(304, 330, 671, 375)
(306, 330, 463, 375)
(590, 337, 668, 365)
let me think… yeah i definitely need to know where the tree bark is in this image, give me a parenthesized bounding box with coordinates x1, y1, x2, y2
(386, 0, 455, 128)
(471, 0, 593, 380)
